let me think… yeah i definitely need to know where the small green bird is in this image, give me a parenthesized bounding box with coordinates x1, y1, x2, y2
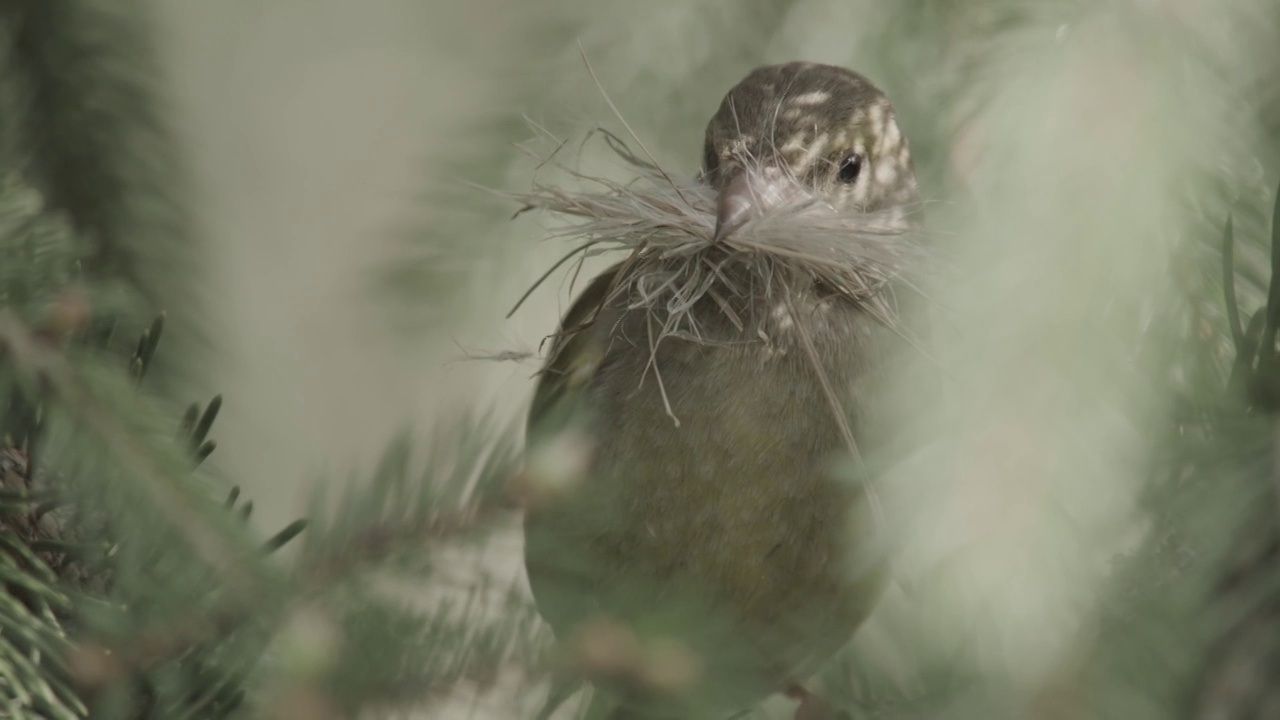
(523, 62, 919, 719)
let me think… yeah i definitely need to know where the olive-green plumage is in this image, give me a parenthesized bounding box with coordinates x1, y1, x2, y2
(524, 63, 918, 719)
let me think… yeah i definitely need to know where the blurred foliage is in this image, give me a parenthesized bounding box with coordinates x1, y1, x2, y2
(0, 158, 546, 717)
(0, 0, 205, 389)
(0, 20, 542, 712)
(3, 1, 1280, 720)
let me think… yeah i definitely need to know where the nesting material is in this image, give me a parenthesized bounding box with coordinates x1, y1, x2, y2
(500, 130, 931, 348)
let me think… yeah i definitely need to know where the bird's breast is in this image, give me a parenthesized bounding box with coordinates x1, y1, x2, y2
(572, 288, 887, 676)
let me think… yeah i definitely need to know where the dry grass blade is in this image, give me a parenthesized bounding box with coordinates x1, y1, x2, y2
(495, 130, 934, 345)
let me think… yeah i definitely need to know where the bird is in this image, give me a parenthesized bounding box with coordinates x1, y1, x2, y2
(522, 61, 920, 719)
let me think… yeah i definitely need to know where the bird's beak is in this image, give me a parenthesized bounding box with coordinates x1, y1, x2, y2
(712, 170, 790, 243)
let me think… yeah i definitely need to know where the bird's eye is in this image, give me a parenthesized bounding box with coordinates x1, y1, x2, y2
(836, 153, 863, 184)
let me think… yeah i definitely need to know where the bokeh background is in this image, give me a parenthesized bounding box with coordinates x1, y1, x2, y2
(152, 0, 527, 527)
(100, 1, 1280, 717)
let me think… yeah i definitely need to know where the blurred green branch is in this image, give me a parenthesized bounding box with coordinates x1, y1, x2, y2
(0, 309, 277, 600)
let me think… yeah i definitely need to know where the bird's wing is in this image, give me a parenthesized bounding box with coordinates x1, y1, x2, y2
(523, 264, 621, 637)
(527, 264, 621, 440)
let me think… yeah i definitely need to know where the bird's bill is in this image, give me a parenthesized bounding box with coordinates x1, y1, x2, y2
(713, 168, 795, 243)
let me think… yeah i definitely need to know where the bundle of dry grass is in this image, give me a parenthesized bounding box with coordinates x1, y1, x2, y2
(499, 128, 934, 351)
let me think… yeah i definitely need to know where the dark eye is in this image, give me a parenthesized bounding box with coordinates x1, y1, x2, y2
(836, 153, 863, 184)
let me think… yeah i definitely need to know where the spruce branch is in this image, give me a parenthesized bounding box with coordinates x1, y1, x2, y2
(0, 310, 279, 603)
(1, 0, 205, 381)
(0, 465, 84, 720)
(296, 420, 521, 589)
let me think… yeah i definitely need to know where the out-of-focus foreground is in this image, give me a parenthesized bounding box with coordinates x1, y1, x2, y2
(0, 1, 1278, 718)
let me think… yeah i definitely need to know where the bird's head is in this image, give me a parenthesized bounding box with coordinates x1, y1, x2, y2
(702, 62, 918, 242)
